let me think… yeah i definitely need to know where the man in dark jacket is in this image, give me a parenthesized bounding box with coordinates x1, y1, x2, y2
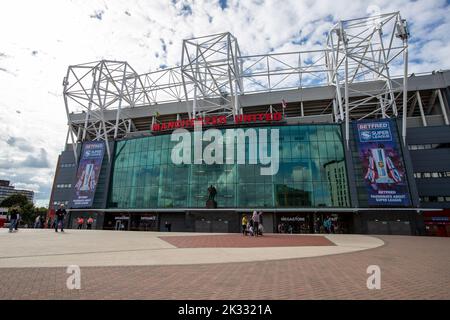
(8, 207, 19, 233)
(55, 204, 67, 232)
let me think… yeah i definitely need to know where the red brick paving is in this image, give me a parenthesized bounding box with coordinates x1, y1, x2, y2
(159, 234, 335, 248)
(0, 235, 449, 299)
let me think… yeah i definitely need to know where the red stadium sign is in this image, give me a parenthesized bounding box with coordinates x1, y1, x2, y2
(151, 112, 283, 132)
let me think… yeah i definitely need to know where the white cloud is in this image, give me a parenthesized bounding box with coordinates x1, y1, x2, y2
(0, 0, 448, 205)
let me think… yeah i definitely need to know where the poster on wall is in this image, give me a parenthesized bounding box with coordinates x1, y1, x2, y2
(354, 119, 410, 206)
(72, 141, 105, 208)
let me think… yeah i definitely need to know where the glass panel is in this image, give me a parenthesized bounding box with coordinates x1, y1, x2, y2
(108, 124, 349, 209)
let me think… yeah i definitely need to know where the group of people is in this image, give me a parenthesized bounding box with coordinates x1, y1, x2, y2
(8, 212, 45, 231)
(76, 216, 94, 229)
(241, 210, 264, 237)
(8, 206, 44, 232)
(6, 203, 97, 234)
(53, 204, 95, 232)
(320, 216, 335, 234)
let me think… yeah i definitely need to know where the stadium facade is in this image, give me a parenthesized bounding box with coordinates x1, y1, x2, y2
(48, 12, 450, 236)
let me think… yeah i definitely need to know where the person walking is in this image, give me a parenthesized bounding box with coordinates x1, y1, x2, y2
(86, 217, 94, 230)
(258, 211, 264, 236)
(323, 216, 332, 234)
(323, 217, 328, 233)
(241, 215, 248, 236)
(77, 217, 84, 229)
(8, 206, 19, 233)
(15, 211, 20, 231)
(55, 204, 66, 232)
(34, 215, 41, 229)
(316, 219, 321, 234)
(252, 210, 261, 237)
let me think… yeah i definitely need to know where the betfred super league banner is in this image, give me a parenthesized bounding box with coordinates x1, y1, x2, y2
(354, 119, 410, 206)
(72, 141, 105, 208)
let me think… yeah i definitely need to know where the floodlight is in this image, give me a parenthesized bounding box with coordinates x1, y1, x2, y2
(395, 19, 409, 41)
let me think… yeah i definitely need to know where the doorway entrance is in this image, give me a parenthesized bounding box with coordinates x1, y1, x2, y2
(313, 213, 352, 234)
(130, 214, 158, 231)
(275, 212, 352, 234)
(276, 213, 311, 234)
(114, 216, 129, 230)
(103, 213, 131, 230)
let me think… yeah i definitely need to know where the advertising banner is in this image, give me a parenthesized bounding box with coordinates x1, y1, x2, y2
(72, 141, 105, 208)
(354, 119, 410, 206)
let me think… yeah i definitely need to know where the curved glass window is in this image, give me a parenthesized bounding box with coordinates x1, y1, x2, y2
(108, 124, 349, 208)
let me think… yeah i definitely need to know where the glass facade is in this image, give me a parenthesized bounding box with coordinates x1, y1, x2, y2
(108, 124, 349, 209)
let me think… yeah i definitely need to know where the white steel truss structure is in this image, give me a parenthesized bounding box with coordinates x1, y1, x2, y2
(240, 49, 329, 93)
(181, 32, 243, 118)
(326, 12, 410, 147)
(139, 66, 190, 105)
(63, 60, 149, 162)
(63, 12, 429, 162)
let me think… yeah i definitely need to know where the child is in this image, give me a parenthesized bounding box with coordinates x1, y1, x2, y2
(247, 222, 254, 236)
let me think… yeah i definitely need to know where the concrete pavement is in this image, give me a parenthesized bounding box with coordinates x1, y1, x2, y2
(0, 229, 383, 267)
(0, 233, 449, 299)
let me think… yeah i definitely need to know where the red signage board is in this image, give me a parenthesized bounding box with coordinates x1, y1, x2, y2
(151, 112, 283, 132)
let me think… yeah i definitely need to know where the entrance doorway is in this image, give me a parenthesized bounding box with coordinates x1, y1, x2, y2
(423, 210, 450, 237)
(425, 223, 449, 237)
(276, 213, 311, 234)
(103, 213, 131, 230)
(313, 213, 352, 234)
(276, 213, 352, 234)
(114, 216, 129, 230)
(130, 214, 158, 231)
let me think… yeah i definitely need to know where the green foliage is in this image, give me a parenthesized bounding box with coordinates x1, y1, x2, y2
(19, 202, 35, 226)
(0, 194, 29, 207)
(2, 194, 48, 226)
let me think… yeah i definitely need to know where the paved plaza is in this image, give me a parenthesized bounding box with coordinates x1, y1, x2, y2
(0, 229, 449, 299)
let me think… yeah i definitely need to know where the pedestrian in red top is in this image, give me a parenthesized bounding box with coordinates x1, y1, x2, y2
(77, 217, 84, 229)
(86, 217, 94, 229)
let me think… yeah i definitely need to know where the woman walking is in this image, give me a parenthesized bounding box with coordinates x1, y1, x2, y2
(241, 215, 248, 236)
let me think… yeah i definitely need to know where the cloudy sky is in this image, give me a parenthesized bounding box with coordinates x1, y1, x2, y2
(0, 0, 449, 207)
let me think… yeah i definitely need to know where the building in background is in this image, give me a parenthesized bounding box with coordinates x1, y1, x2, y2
(0, 180, 34, 204)
(324, 160, 350, 208)
(48, 12, 450, 236)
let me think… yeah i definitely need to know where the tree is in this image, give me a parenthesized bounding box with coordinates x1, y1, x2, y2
(19, 201, 35, 226)
(0, 194, 29, 208)
(0, 194, 45, 226)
